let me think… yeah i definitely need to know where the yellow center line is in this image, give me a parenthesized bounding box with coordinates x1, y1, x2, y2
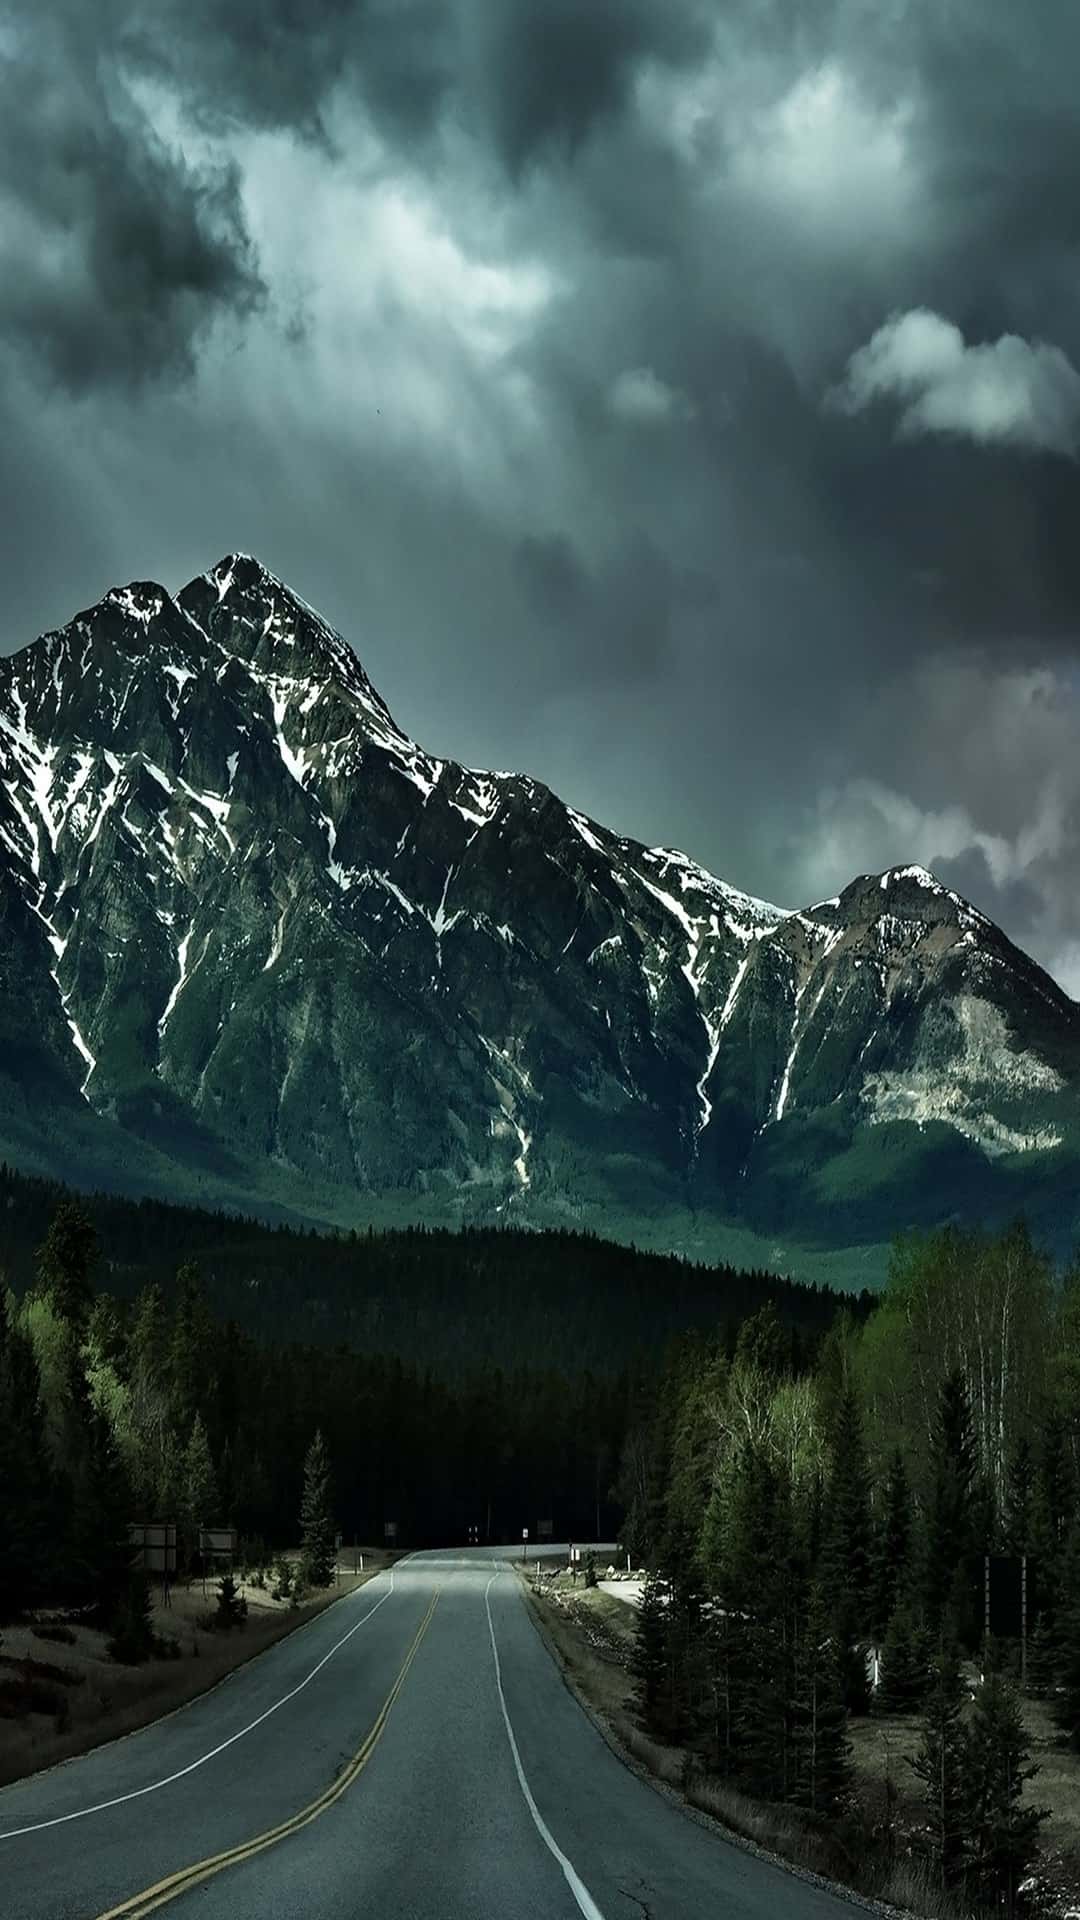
(95, 1589, 440, 1920)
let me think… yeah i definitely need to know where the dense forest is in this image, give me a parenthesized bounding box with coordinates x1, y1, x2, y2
(0, 1190, 850, 1627)
(624, 1220, 1080, 1913)
(0, 1161, 862, 1376)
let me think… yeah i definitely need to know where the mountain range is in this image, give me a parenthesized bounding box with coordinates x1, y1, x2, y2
(1, 553, 1077, 1283)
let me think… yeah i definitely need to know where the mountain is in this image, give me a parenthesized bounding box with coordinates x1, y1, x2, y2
(1, 553, 1078, 1274)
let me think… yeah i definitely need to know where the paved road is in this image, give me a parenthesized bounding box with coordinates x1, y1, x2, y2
(0, 1549, 865, 1919)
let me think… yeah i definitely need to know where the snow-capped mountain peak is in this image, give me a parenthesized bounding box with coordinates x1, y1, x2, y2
(0, 555, 1077, 1256)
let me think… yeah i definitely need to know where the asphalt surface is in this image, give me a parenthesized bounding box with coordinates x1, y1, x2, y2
(0, 1549, 867, 1919)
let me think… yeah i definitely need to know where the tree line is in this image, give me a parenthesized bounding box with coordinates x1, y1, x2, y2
(623, 1221, 1080, 1916)
(0, 1160, 867, 1377)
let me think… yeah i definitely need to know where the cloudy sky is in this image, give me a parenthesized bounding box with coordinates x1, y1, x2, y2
(4, 2, 1080, 987)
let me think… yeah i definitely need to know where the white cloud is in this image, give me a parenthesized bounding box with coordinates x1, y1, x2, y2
(827, 307, 1080, 456)
(606, 365, 696, 427)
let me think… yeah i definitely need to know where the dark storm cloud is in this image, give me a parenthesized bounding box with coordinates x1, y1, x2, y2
(0, 12, 261, 388)
(5, 0, 1080, 988)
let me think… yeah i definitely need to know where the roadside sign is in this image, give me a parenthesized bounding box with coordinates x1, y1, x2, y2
(198, 1527, 238, 1563)
(129, 1521, 177, 1575)
(384, 1521, 398, 1541)
(522, 1528, 529, 1540)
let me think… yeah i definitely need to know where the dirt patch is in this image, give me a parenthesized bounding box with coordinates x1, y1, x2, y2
(0, 1551, 396, 1791)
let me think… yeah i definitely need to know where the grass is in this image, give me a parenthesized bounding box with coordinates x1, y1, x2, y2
(0, 1550, 395, 1791)
(524, 1576, 1080, 1919)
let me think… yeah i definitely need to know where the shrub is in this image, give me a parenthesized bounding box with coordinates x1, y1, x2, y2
(214, 1574, 248, 1632)
(107, 1574, 156, 1666)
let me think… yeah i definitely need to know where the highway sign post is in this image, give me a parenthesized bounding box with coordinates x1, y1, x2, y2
(522, 1527, 529, 1564)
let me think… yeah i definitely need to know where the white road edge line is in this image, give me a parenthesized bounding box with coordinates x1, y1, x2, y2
(0, 1564, 404, 1841)
(484, 1567, 606, 1920)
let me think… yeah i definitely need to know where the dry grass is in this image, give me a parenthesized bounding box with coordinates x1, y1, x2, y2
(0, 1552, 394, 1791)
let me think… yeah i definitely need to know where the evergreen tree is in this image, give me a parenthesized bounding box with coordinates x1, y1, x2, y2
(214, 1571, 248, 1632)
(168, 1265, 217, 1440)
(33, 1201, 99, 1327)
(877, 1603, 930, 1714)
(723, 1444, 796, 1797)
(703, 1597, 747, 1777)
(180, 1413, 219, 1570)
(791, 1584, 852, 1814)
(1029, 1410, 1076, 1633)
(633, 1573, 669, 1735)
(909, 1640, 969, 1893)
(107, 1570, 156, 1664)
(924, 1369, 979, 1642)
(0, 1287, 52, 1616)
(1052, 1518, 1080, 1748)
(71, 1396, 136, 1619)
(820, 1383, 873, 1711)
(872, 1448, 913, 1639)
(965, 1672, 1047, 1915)
(299, 1429, 335, 1588)
(1004, 1437, 1036, 1557)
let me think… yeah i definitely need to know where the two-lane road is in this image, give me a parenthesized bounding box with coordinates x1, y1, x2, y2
(0, 1550, 865, 1919)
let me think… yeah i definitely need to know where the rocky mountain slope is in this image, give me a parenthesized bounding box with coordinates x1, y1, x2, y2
(2, 554, 1077, 1263)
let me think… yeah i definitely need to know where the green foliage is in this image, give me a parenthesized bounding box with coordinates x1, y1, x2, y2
(964, 1671, 1047, 1915)
(299, 1430, 335, 1589)
(924, 1368, 980, 1642)
(909, 1640, 969, 1892)
(33, 1200, 99, 1325)
(820, 1383, 873, 1712)
(107, 1571, 156, 1665)
(214, 1572, 248, 1632)
(790, 1585, 853, 1814)
(180, 1413, 219, 1568)
(1052, 1520, 1080, 1748)
(877, 1604, 931, 1714)
(0, 1287, 52, 1617)
(872, 1448, 913, 1639)
(632, 1573, 669, 1736)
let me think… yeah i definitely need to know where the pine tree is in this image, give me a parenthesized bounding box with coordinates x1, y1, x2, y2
(299, 1429, 335, 1588)
(633, 1573, 669, 1735)
(180, 1413, 219, 1571)
(168, 1264, 217, 1439)
(791, 1584, 853, 1814)
(924, 1369, 979, 1643)
(0, 1287, 52, 1616)
(909, 1639, 969, 1892)
(214, 1572, 248, 1632)
(723, 1444, 796, 1797)
(107, 1570, 156, 1664)
(1052, 1519, 1080, 1748)
(877, 1603, 930, 1714)
(1004, 1437, 1036, 1556)
(703, 1597, 746, 1777)
(965, 1672, 1047, 1915)
(820, 1383, 873, 1712)
(34, 1201, 99, 1327)
(872, 1448, 913, 1639)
